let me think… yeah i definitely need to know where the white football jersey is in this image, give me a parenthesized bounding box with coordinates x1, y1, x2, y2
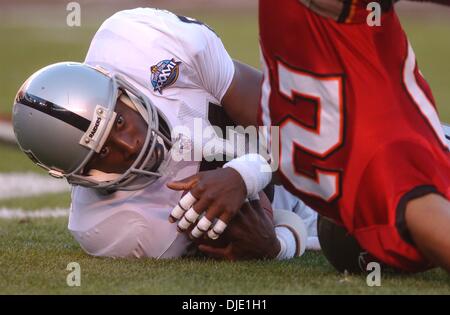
(68, 8, 235, 259)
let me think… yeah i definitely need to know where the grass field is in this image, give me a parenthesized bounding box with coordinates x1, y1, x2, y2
(0, 5, 449, 295)
(1, 218, 449, 295)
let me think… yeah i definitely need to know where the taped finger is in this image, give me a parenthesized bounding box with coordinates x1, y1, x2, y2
(185, 207, 200, 223)
(177, 207, 200, 231)
(207, 219, 228, 240)
(179, 192, 197, 211)
(170, 205, 187, 222)
(170, 192, 197, 221)
(191, 216, 212, 239)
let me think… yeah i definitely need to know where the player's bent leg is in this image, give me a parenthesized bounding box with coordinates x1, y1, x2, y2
(405, 194, 450, 272)
(70, 211, 152, 258)
(69, 210, 189, 259)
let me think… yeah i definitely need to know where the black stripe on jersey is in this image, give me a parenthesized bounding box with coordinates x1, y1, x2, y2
(16, 92, 91, 132)
(176, 14, 218, 37)
(396, 185, 439, 246)
(337, 0, 352, 23)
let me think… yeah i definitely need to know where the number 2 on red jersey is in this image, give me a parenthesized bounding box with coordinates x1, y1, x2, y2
(261, 42, 446, 203)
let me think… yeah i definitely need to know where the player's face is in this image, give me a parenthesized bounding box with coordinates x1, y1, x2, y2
(86, 99, 147, 174)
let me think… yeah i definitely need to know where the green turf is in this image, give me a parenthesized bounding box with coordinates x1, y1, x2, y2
(196, 12, 260, 68)
(0, 144, 45, 173)
(400, 17, 450, 121)
(0, 11, 448, 122)
(0, 192, 71, 210)
(0, 24, 96, 116)
(0, 7, 449, 295)
(0, 218, 448, 294)
(0, 11, 260, 117)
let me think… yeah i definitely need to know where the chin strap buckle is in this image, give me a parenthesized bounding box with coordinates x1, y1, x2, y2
(48, 169, 64, 179)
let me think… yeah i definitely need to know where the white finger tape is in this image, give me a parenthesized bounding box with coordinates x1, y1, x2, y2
(212, 220, 227, 235)
(185, 207, 200, 223)
(191, 226, 203, 239)
(197, 217, 212, 231)
(170, 205, 186, 220)
(207, 229, 220, 240)
(179, 192, 197, 211)
(177, 217, 191, 231)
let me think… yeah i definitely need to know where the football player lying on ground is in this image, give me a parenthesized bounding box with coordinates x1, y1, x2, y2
(12, 8, 317, 260)
(167, 0, 450, 273)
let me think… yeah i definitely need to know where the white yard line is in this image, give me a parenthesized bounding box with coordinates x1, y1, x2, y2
(0, 207, 69, 219)
(0, 172, 70, 199)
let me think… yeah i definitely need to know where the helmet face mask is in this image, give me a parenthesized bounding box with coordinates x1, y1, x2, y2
(13, 62, 173, 191)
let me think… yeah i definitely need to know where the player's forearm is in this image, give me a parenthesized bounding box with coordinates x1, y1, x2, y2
(221, 60, 262, 127)
(406, 193, 450, 272)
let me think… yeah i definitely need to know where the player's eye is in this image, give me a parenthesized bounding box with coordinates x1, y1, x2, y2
(99, 146, 110, 159)
(116, 115, 125, 128)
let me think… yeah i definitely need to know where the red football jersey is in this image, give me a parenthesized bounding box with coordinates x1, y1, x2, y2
(259, 0, 450, 271)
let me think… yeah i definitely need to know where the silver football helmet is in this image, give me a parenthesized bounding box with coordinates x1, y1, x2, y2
(13, 62, 172, 191)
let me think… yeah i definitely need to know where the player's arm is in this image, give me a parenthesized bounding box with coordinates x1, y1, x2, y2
(166, 21, 273, 240)
(221, 60, 262, 127)
(405, 193, 450, 272)
(298, 0, 450, 23)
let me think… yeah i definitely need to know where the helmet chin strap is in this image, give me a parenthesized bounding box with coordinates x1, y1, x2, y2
(86, 169, 121, 182)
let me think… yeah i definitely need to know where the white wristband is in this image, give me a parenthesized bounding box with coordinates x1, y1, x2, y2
(223, 153, 272, 198)
(275, 226, 297, 260)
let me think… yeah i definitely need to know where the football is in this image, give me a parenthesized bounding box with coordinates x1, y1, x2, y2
(193, 191, 274, 249)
